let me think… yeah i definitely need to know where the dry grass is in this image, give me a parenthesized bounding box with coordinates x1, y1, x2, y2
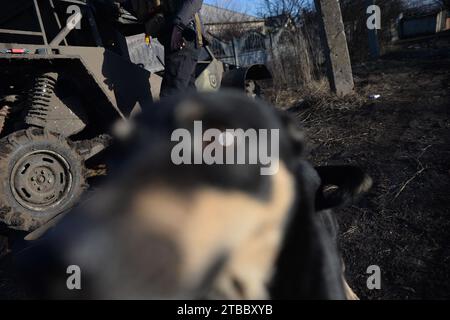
(266, 78, 369, 112)
(275, 56, 450, 300)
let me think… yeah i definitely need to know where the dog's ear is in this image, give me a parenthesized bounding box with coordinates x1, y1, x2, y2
(315, 166, 372, 211)
(278, 110, 306, 157)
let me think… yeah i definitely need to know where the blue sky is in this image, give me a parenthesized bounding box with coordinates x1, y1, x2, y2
(204, 0, 261, 16)
(203, 0, 315, 17)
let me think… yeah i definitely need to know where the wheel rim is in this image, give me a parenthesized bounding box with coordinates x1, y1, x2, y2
(10, 150, 73, 212)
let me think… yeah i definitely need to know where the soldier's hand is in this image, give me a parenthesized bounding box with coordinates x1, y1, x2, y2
(170, 25, 186, 51)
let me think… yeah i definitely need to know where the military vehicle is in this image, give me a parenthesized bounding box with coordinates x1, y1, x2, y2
(0, 0, 272, 232)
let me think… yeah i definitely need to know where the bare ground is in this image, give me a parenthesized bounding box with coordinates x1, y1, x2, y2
(1, 52, 449, 300)
(273, 55, 450, 300)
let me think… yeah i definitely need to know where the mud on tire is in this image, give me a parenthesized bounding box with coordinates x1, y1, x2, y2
(0, 128, 87, 231)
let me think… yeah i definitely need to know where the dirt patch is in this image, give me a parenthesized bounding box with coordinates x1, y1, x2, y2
(276, 56, 450, 299)
(1, 55, 448, 300)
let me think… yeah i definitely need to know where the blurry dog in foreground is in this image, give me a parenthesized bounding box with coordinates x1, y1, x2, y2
(13, 91, 371, 300)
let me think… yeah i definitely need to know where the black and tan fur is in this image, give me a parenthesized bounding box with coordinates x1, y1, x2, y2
(13, 91, 371, 300)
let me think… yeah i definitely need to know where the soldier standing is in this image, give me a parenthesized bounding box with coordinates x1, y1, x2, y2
(124, 0, 204, 98)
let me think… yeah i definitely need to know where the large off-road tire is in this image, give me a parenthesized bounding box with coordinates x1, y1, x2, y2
(0, 128, 87, 231)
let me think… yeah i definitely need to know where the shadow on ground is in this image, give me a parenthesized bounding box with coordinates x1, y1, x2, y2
(278, 55, 450, 300)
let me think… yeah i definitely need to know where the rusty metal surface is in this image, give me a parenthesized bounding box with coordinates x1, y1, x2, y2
(0, 44, 155, 118)
(25, 72, 86, 137)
